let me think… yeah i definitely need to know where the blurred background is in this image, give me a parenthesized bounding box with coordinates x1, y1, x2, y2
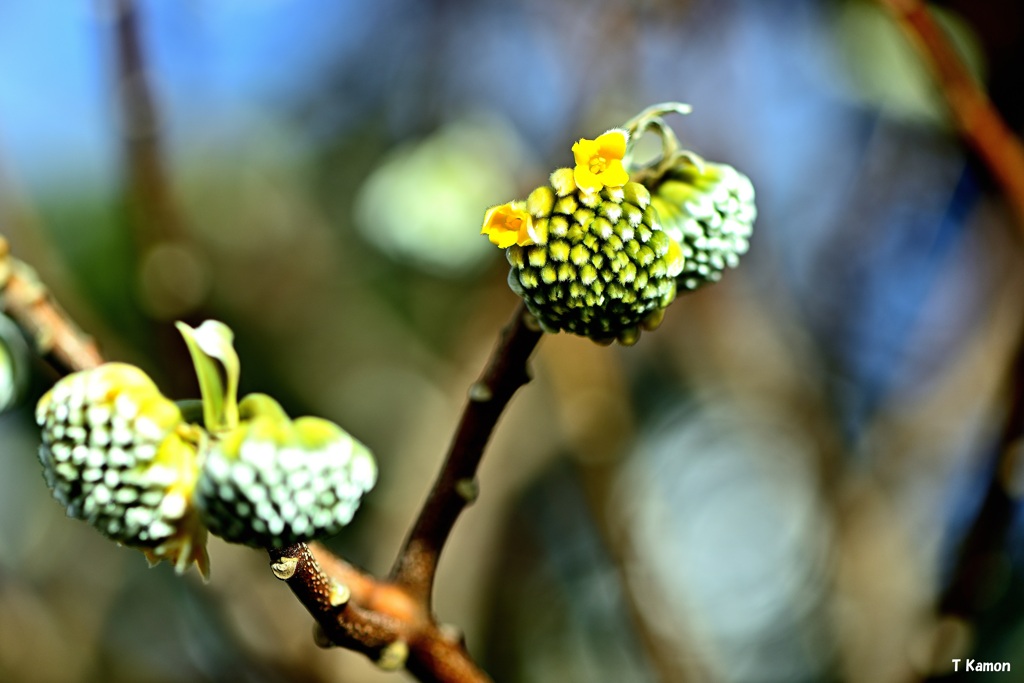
(2, 0, 1024, 681)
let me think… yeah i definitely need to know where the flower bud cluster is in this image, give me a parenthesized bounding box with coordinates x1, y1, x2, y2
(650, 158, 756, 292)
(36, 322, 377, 575)
(197, 395, 377, 548)
(37, 363, 209, 574)
(481, 104, 756, 345)
(506, 169, 682, 344)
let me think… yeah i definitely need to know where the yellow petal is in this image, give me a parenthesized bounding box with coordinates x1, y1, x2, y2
(482, 203, 532, 248)
(481, 205, 503, 234)
(493, 231, 519, 248)
(516, 223, 532, 246)
(595, 130, 627, 160)
(599, 159, 629, 188)
(571, 138, 600, 167)
(482, 223, 513, 248)
(573, 164, 603, 193)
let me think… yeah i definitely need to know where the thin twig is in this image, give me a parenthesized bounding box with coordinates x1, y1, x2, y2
(0, 238, 103, 374)
(390, 302, 543, 606)
(877, 0, 1024, 229)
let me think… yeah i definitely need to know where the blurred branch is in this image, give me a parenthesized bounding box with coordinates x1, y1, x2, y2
(390, 302, 543, 606)
(111, 0, 185, 245)
(877, 2, 1024, 675)
(108, 0, 208, 396)
(878, 0, 1024, 229)
(0, 237, 103, 374)
(916, 329, 1024, 681)
(937, 334, 1024, 616)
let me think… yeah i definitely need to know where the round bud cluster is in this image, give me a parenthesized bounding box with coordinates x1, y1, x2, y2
(506, 168, 683, 344)
(35, 363, 206, 573)
(196, 395, 378, 548)
(650, 159, 756, 292)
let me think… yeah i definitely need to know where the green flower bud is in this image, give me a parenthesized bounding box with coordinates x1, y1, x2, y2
(650, 158, 756, 292)
(196, 394, 377, 548)
(505, 170, 684, 344)
(35, 363, 209, 576)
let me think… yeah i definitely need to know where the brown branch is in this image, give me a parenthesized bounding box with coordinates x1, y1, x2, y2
(267, 543, 403, 656)
(107, 0, 207, 398)
(878, 0, 1024, 229)
(269, 543, 492, 683)
(0, 238, 103, 374)
(389, 302, 543, 606)
(406, 624, 493, 683)
(271, 301, 541, 681)
(875, 2, 1024, 675)
(111, 0, 185, 246)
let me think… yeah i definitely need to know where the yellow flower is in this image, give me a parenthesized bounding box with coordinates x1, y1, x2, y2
(572, 130, 629, 192)
(481, 201, 534, 248)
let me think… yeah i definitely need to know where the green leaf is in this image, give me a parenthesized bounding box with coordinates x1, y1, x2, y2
(175, 320, 240, 433)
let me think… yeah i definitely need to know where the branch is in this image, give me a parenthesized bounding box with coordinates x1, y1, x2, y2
(269, 544, 492, 683)
(272, 301, 540, 680)
(267, 543, 403, 655)
(879, 0, 1024, 617)
(111, 0, 185, 246)
(390, 302, 543, 606)
(936, 333, 1024, 620)
(877, 0, 1024, 229)
(0, 237, 103, 374)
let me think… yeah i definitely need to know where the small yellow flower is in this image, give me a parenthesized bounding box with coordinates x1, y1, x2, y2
(572, 130, 629, 192)
(481, 201, 534, 248)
